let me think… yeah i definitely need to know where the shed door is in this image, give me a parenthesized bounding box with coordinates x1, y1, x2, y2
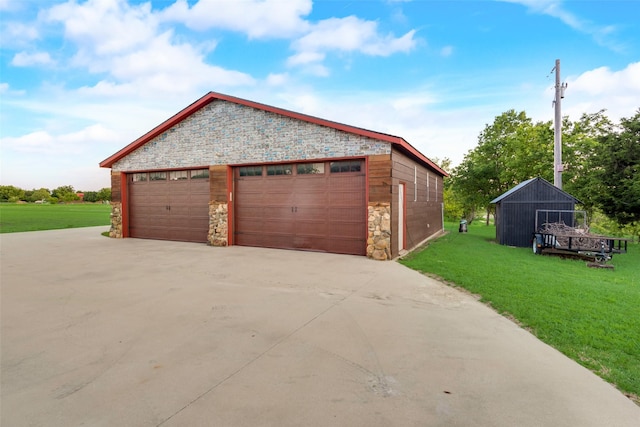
(234, 160, 366, 255)
(128, 170, 210, 243)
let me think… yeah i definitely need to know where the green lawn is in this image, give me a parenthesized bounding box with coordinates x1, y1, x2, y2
(0, 203, 111, 233)
(401, 222, 640, 404)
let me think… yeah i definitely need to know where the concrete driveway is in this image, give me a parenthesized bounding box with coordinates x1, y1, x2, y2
(1, 227, 638, 426)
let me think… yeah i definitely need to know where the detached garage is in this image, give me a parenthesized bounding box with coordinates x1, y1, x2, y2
(100, 92, 447, 259)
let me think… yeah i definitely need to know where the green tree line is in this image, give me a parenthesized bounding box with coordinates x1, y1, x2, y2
(0, 185, 111, 204)
(442, 109, 640, 237)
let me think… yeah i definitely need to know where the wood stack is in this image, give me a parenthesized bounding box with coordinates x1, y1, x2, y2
(539, 222, 609, 252)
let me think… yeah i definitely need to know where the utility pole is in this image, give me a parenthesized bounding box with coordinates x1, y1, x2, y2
(553, 59, 567, 189)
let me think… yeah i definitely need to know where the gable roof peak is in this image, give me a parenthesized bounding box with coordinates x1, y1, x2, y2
(100, 91, 447, 176)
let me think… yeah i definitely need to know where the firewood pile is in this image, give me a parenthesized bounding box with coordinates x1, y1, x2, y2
(538, 222, 609, 252)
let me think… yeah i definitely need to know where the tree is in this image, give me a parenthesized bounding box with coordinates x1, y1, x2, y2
(0, 185, 25, 202)
(96, 187, 111, 202)
(590, 110, 640, 226)
(449, 110, 553, 223)
(26, 188, 52, 203)
(561, 110, 614, 216)
(83, 191, 99, 203)
(52, 185, 80, 203)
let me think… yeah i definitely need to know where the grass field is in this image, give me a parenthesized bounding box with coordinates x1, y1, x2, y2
(0, 203, 111, 233)
(401, 222, 640, 404)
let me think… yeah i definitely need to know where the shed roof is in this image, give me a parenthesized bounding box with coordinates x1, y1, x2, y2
(99, 91, 448, 176)
(490, 177, 581, 204)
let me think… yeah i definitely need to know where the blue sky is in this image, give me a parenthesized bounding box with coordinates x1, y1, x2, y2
(1, 0, 639, 191)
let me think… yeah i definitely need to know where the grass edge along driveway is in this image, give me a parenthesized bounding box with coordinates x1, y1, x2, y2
(400, 223, 640, 405)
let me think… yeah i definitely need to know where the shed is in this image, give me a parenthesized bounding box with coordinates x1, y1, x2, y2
(490, 177, 580, 247)
(100, 92, 448, 260)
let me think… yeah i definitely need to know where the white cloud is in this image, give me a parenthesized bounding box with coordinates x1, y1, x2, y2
(40, 0, 255, 96)
(563, 62, 640, 121)
(499, 0, 625, 51)
(286, 51, 326, 66)
(45, 0, 158, 56)
(440, 45, 454, 57)
(291, 16, 416, 60)
(106, 31, 255, 91)
(0, 0, 20, 11)
(1, 22, 39, 46)
(391, 94, 438, 111)
(11, 51, 54, 66)
(1, 123, 120, 191)
(265, 73, 289, 86)
(1, 124, 119, 155)
(159, 0, 312, 38)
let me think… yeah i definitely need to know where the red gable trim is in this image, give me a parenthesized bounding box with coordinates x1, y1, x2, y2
(99, 91, 448, 177)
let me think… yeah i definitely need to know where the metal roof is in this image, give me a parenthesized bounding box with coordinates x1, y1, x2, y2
(490, 177, 581, 204)
(99, 91, 448, 176)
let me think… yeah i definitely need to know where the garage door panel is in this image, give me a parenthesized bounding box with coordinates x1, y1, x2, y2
(168, 215, 208, 228)
(235, 219, 264, 234)
(236, 217, 294, 231)
(327, 206, 364, 221)
(236, 207, 263, 219)
(234, 161, 365, 255)
(293, 235, 327, 250)
(262, 206, 295, 218)
(327, 192, 364, 205)
(295, 219, 327, 236)
(328, 238, 363, 255)
(169, 228, 205, 242)
(262, 219, 294, 234)
(237, 232, 292, 249)
(329, 221, 364, 238)
(128, 175, 209, 243)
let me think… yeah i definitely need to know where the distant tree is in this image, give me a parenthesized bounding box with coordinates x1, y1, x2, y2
(561, 110, 614, 216)
(96, 187, 111, 202)
(26, 188, 52, 203)
(449, 110, 553, 223)
(431, 157, 452, 173)
(0, 185, 25, 202)
(432, 157, 464, 220)
(590, 110, 640, 226)
(52, 185, 80, 202)
(83, 191, 99, 203)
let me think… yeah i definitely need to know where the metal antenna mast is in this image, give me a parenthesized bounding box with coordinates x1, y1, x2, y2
(552, 59, 567, 189)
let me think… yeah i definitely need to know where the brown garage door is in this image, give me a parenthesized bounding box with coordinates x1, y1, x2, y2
(234, 160, 366, 255)
(128, 169, 210, 243)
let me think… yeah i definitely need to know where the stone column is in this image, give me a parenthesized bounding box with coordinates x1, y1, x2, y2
(367, 203, 391, 260)
(109, 202, 123, 238)
(208, 202, 228, 246)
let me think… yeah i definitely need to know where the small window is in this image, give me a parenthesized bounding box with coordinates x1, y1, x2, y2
(191, 169, 209, 179)
(149, 172, 167, 181)
(170, 170, 188, 180)
(239, 166, 263, 177)
(330, 160, 361, 173)
(297, 163, 325, 175)
(266, 164, 293, 176)
(132, 173, 147, 182)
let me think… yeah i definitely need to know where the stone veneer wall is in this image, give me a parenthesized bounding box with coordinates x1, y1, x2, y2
(367, 203, 391, 260)
(111, 100, 391, 172)
(208, 202, 228, 246)
(110, 202, 123, 238)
